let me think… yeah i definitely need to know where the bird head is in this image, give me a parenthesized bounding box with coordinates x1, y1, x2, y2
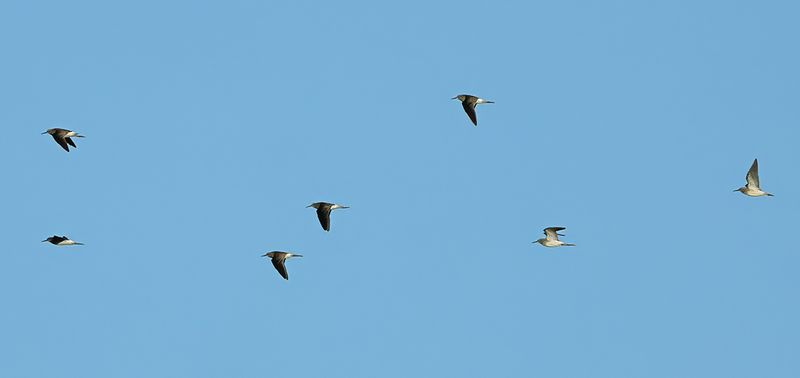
(734, 187, 745, 193)
(452, 95, 465, 101)
(41, 129, 53, 135)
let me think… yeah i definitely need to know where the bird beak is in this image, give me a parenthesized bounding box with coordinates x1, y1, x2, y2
(41, 239, 48, 242)
(306, 204, 313, 208)
(40, 131, 47, 134)
(261, 253, 269, 257)
(451, 96, 458, 100)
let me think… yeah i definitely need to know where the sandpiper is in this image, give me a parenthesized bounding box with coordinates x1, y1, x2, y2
(452, 94, 494, 126)
(263, 251, 303, 280)
(735, 158, 774, 197)
(533, 227, 576, 247)
(42, 235, 84, 246)
(307, 202, 349, 232)
(42, 128, 85, 152)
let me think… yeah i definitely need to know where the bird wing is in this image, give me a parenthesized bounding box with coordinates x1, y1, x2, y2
(271, 258, 289, 280)
(65, 137, 77, 148)
(461, 101, 478, 126)
(746, 159, 760, 189)
(316, 207, 331, 231)
(544, 227, 565, 241)
(51, 236, 67, 243)
(52, 135, 70, 151)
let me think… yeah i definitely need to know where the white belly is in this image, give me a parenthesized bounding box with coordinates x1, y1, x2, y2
(542, 240, 562, 247)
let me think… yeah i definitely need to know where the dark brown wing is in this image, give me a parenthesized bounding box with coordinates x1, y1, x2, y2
(271, 258, 289, 280)
(316, 207, 331, 231)
(65, 137, 77, 148)
(461, 102, 477, 126)
(52, 135, 69, 151)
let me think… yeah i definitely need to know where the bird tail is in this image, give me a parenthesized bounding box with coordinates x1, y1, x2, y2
(74, 242, 85, 245)
(74, 134, 85, 138)
(484, 100, 495, 104)
(767, 193, 774, 197)
(563, 243, 576, 246)
(293, 254, 304, 258)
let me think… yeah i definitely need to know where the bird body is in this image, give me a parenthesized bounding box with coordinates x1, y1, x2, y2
(537, 239, 574, 247)
(534, 227, 575, 248)
(42, 235, 84, 246)
(307, 202, 349, 231)
(42, 128, 85, 152)
(452, 94, 494, 126)
(739, 188, 771, 197)
(263, 251, 303, 280)
(735, 159, 773, 197)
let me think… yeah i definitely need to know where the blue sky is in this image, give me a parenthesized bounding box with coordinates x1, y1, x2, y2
(1, 1, 798, 377)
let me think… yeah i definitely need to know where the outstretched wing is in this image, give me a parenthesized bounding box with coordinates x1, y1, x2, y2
(52, 135, 69, 151)
(316, 207, 331, 231)
(746, 159, 760, 189)
(544, 227, 566, 241)
(461, 101, 477, 126)
(271, 258, 289, 280)
(65, 137, 77, 148)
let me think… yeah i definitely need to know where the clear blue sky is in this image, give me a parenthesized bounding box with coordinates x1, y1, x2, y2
(1, 1, 798, 377)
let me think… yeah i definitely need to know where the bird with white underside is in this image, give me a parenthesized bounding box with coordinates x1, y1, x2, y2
(42, 235, 84, 246)
(533, 227, 576, 248)
(734, 158, 774, 197)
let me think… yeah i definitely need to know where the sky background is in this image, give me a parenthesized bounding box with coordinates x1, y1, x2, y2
(0, 1, 798, 377)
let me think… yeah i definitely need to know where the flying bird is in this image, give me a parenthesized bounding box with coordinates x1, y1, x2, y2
(42, 128, 85, 152)
(263, 251, 303, 280)
(42, 235, 84, 246)
(734, 158, 774, 197)
(452, 94, 494, 126)
(307, 202, 349, 231)
(533, 227, 576, 247)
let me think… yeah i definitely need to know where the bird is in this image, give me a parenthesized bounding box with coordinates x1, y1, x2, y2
(307, 202, 349, 231)
(734, 158, 774, 197)
(452, 94, 494, 126)
(42, 128, 85, 152)
(533, 227, 576, 247)
(41, 235, 84, 246)
(262, 251, 303, 280)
